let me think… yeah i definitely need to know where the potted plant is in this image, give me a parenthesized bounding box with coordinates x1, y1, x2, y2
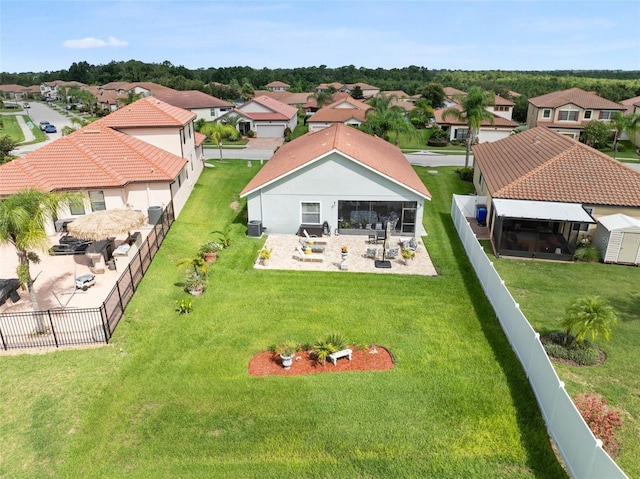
(177, 256, 209, 295)
(401, 248, 415, 265)
(277, 341, 298, 369)
(259, 247, 272, 266)
(341, 245, 348, 261)
(199, 240, 222, 263)
(183, 271, 207, 296)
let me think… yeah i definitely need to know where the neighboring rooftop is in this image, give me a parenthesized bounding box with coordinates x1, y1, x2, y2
(528, 87, 625, 110)
(96, 97, 196, 128)
(0, 124, 186, 196)
(472, 126, 640, 207)
(152, 90, 233, 110)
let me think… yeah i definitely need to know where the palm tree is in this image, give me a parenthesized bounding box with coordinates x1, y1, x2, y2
(562, 296, 618, 346)
(442, 87, 495, 168)
(0, 189, 82, 330)
(361, 94, 415, 144)
(611, 112, 640, 159)
(306, 91, 333, 110)
(201, 122, 238, 162)
(409, 98, 435, 129)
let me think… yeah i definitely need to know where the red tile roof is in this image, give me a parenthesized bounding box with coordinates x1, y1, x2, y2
(307, 97, 371, 123)
(0, 124, 186, 196)
(473, 126, 640, 206)
(240, 123, 430, 199)
(152, 90, 233, 109)
(237, 95, 298, 120)
(266, 81, 290, 88)
(621, 95, 640, 114)
(494, 95, 515, 106)
(96, 97, 196, 128)
(444, 87, 466, 97)
(253, 90, 313, 106)
(194, 131, 207, 147)
(529, 87, 624, 110)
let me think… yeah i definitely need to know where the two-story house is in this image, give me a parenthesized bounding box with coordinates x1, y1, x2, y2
(0, 98, 205, 232)
(526, 87, 625, 139)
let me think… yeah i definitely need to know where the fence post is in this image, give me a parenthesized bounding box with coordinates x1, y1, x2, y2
(129, 261, 136, 292)
(0, 323, 7, 350)
(48, 310, 59, 348)
(100, 303, 110, 343)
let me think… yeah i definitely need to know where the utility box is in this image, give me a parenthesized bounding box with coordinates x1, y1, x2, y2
(248, 220, 262, 237)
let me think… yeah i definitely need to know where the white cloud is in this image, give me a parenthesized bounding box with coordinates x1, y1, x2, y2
(62, 36, 128, 49)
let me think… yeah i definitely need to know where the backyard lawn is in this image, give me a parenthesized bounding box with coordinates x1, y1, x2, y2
(489, 251, 640, 477)
(0, 165, 567, 478)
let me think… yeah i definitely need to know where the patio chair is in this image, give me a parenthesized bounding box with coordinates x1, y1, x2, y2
(299, 239, 326, 253)
(365, 247, 378, 259)
(385, 247, 399, 259)
(303, 229, 328, 245)
(400, 237, 418, 252)
(294, 244, 324, 262)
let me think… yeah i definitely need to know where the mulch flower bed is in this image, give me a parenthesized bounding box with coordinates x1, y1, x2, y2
(248, 346, 394, 377)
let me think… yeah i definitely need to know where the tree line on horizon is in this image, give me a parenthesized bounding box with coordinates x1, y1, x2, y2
(2, 60, 639, 104)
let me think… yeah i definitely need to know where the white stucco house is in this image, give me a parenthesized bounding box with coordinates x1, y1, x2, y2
(306, 97, 371, 132)
(240, 123, 431, 237)
(221, 95, 298, 138)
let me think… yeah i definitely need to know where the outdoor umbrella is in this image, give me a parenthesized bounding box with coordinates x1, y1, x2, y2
(67, 209, 146, 241)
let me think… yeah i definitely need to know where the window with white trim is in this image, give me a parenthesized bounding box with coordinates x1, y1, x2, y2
(584, 110, 592, 120)
(558, 110, 579, 121)
(89, 191, 106, 211)
(542, 109, 551, 119)
(301, 202, 321, 224)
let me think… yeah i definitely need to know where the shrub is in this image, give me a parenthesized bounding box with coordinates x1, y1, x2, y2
(457, 167, 474, 182)
(311, 333, 347, 365)
(247, 130, 255, 138)
(574, 393, 622, 456)
(429, 126, 448, 141)
(574, 243, 600, 262)
(542, 332, 600, 366)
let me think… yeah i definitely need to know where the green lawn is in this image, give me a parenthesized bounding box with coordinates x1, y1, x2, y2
(489, 248, 640, 477)
(0, 165, 566, 478)
(0, 114, 25, 143)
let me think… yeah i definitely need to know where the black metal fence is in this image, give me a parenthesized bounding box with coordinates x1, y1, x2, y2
(0, 202, 174, 351)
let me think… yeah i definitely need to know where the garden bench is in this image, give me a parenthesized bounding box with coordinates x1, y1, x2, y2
(329, 348, 352, 366)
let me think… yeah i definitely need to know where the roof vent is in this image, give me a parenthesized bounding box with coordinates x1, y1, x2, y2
(82, 129, 101, 134)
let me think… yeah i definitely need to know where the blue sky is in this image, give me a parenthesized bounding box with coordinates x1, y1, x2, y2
(1, 1, 639, 73)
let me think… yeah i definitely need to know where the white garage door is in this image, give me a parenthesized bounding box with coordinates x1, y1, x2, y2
(255, 124, 284, 138)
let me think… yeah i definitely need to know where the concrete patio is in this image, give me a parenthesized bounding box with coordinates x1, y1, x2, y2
(253, 233, 438, 276)
(0, 225, 156, 313)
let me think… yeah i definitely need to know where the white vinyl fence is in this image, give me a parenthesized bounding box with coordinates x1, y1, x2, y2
(451, 194, 627, 479)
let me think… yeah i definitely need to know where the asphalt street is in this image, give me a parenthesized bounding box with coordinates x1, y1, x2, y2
(203, 146, 470, 167)
(9, 109, 640, 172)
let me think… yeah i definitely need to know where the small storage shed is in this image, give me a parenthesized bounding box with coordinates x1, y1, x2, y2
(594, 214, 640, 265)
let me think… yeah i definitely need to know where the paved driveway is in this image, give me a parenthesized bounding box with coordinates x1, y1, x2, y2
(10, 102, 79, 156)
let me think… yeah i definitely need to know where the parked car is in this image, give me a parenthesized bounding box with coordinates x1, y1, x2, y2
(39, 121, 50, 130)
(44, 124, 57, 133)
(23, 102, 30, 108)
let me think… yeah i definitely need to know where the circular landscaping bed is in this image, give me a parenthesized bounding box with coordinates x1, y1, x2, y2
(248, 346, 394, 377)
